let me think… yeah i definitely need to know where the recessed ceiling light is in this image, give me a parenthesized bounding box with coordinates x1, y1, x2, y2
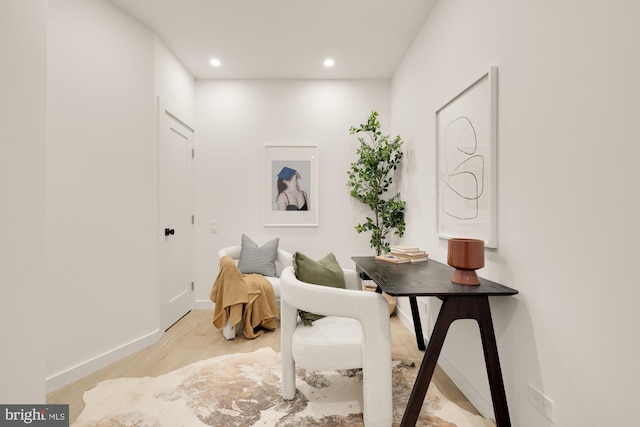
(324, 58, 335, 68)
(210, 58, 222, 67)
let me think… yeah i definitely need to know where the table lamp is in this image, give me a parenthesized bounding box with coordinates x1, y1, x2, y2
(447, 238, 485, 285)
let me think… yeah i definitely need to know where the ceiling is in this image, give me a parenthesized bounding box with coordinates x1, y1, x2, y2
(106, 0, 437, 80)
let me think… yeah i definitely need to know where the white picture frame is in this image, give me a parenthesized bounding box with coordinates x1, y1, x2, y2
(436, 66, 498, 247)
(264, 145, 318, 227)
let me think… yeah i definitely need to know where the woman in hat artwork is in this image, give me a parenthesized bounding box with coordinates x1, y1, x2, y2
(275, 166, 308, 211)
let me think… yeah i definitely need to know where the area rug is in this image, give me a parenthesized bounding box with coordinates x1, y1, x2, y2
(73, 347, 493, 427)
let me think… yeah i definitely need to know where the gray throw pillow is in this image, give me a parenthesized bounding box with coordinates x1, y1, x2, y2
(293, 252, 345, 325)
(237, 234, 279, 277)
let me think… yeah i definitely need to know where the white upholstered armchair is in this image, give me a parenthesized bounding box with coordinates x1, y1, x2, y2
(216, 245, 292, 340)
(280, 266, 392, 427)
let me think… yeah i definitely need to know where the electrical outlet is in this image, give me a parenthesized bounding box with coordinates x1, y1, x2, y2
(528, 384, 554, 421)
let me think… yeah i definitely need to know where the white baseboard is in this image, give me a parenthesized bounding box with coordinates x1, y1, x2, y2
(395, 305, 494, 420)
(47, 301, 212, 393)
(395, 303, 416, 331)
(436, 355, 494, 419)
(46, 329, 163, 393)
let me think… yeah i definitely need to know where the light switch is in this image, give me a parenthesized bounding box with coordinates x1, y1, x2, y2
(210, 221, 217, 233)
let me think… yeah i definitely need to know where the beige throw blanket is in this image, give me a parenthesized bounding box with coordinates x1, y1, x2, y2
(210, 256, 278, 339)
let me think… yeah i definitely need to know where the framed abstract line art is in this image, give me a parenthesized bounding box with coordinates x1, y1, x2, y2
(264, 145, 318, 227)
(436, 66, 498, 248)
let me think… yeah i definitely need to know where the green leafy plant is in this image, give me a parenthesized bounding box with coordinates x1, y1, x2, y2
(347, 111, 406, 255)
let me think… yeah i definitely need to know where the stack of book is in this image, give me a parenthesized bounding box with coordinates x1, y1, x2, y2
(374, 245, 429, 264)
(374, 254, 411, 264)
(389, 245, 429, 263)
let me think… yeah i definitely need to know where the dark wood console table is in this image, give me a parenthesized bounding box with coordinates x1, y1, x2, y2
(352, 256, 518, 427)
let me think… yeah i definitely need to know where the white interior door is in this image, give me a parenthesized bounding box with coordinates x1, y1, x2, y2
(158, 101, 194, 331)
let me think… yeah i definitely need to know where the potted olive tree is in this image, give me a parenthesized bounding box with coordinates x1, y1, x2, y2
(347, 111, 406, 255)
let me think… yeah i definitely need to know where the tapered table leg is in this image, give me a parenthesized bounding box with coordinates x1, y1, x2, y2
(400, 296, 458, 426)
(409, 296, 426, 351)
(400, 295, 511, 427)
(476, 296, 511, 427)
(359, 267, 427, 351)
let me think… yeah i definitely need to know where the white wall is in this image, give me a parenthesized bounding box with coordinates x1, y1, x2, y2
(44, 1, 195, 392)
(155, 37, 196, 121)
(0, 0, 47, 403)
(391, 0, 640, 425)
(193, 80, 390, 305)
(46, 0, 159, 390)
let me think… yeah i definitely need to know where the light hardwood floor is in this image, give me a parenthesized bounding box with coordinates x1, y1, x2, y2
(47, 310, 486, 424)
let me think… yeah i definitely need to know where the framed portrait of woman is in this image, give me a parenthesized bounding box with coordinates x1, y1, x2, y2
(263, 145, 318, 227)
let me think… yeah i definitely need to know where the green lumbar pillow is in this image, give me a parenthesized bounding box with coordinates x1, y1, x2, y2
(293, 252, 345, 325)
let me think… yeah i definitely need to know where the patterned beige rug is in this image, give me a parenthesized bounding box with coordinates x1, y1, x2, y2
(73, 347, 493, 427)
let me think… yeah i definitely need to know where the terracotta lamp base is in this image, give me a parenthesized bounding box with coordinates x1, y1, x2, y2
(447, 238, 485, 286)
(451, 269, 480, 286)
